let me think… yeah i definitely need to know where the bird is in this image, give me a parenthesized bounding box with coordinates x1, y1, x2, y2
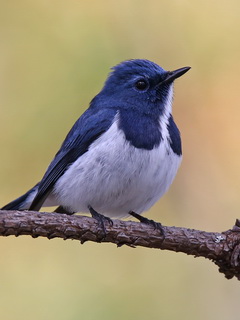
(1, 59, 190, 229)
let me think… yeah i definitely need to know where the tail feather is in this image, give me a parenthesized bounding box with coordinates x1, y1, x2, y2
(1, 184, 39, 210)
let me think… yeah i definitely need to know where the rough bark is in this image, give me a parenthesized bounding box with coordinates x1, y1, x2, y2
(0, 209, 240, 280)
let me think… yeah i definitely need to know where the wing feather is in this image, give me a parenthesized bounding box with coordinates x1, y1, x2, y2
(29, 107, 117, 211)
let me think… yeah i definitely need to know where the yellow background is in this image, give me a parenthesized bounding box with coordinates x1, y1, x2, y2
(0, 1, 239, 319)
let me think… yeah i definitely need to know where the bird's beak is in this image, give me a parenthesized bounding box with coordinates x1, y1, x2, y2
(161, 66, 191, 85)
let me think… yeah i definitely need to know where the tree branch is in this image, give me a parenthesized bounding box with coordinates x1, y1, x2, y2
(0, 209, 240, 280)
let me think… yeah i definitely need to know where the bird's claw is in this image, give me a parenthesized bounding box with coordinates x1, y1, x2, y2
(88, 206, 113, 242)
(129, 211, 165, 237)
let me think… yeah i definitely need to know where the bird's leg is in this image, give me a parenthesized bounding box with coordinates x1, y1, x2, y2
(129, 211, 165, 237)
(88, 206, 113, 241)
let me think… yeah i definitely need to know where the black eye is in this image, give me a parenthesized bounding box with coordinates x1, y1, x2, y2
(135, 79, 149, 91)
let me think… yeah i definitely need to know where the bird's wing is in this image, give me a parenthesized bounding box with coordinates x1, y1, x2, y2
(29, 107, 118, 211)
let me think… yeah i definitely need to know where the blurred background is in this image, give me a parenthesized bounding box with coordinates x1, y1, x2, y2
(0, 0, 240, 319)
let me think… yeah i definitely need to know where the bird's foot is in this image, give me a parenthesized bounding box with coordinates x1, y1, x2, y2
(129, 211, 165, 237)
(88, 206, 113, 242)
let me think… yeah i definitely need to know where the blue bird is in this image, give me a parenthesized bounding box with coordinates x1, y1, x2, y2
(2, 59, 190, 227)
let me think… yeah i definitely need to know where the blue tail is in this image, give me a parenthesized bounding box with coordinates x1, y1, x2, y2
(1, 184, 39, 210)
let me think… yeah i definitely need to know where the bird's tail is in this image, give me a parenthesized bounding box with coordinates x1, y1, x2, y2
(1, 184, 39, 210)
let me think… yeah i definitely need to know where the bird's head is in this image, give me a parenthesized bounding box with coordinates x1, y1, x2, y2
(97, 59, 190, 116)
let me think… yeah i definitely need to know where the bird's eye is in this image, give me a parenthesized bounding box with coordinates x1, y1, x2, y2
(134, 79, 149, 91)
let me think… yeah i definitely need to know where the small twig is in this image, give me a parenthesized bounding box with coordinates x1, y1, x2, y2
(0, 210, 240, 280)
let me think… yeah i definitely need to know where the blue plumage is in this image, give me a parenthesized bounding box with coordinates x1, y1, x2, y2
(118, 109, 162, 150)
(2, 59, 190, 220)
(167, 115, 182, 156)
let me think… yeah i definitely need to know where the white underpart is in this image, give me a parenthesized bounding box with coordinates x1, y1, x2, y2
(48, 85, 182, 218)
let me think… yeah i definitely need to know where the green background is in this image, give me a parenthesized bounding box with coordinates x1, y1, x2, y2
(0, 1, 240, 319)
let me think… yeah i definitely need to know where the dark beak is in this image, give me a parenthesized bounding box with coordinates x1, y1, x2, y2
(161, 66, 191, 85)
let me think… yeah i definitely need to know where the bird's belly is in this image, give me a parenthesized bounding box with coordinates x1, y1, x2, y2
(53, 128, 181, 218)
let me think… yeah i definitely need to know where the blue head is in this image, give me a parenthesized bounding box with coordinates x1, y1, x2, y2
(90, 59, 190, 150)
(95, 59, 190, 117)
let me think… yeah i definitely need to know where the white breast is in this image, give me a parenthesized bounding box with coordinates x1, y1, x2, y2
(53, 114, 182, 218)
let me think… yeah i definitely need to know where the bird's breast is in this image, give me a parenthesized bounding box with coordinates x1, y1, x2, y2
(54, 116, 182, 218)
(118, 109, 163, 150)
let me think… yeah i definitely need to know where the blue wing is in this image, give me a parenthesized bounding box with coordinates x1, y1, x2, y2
(29, 106, 117, 211)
